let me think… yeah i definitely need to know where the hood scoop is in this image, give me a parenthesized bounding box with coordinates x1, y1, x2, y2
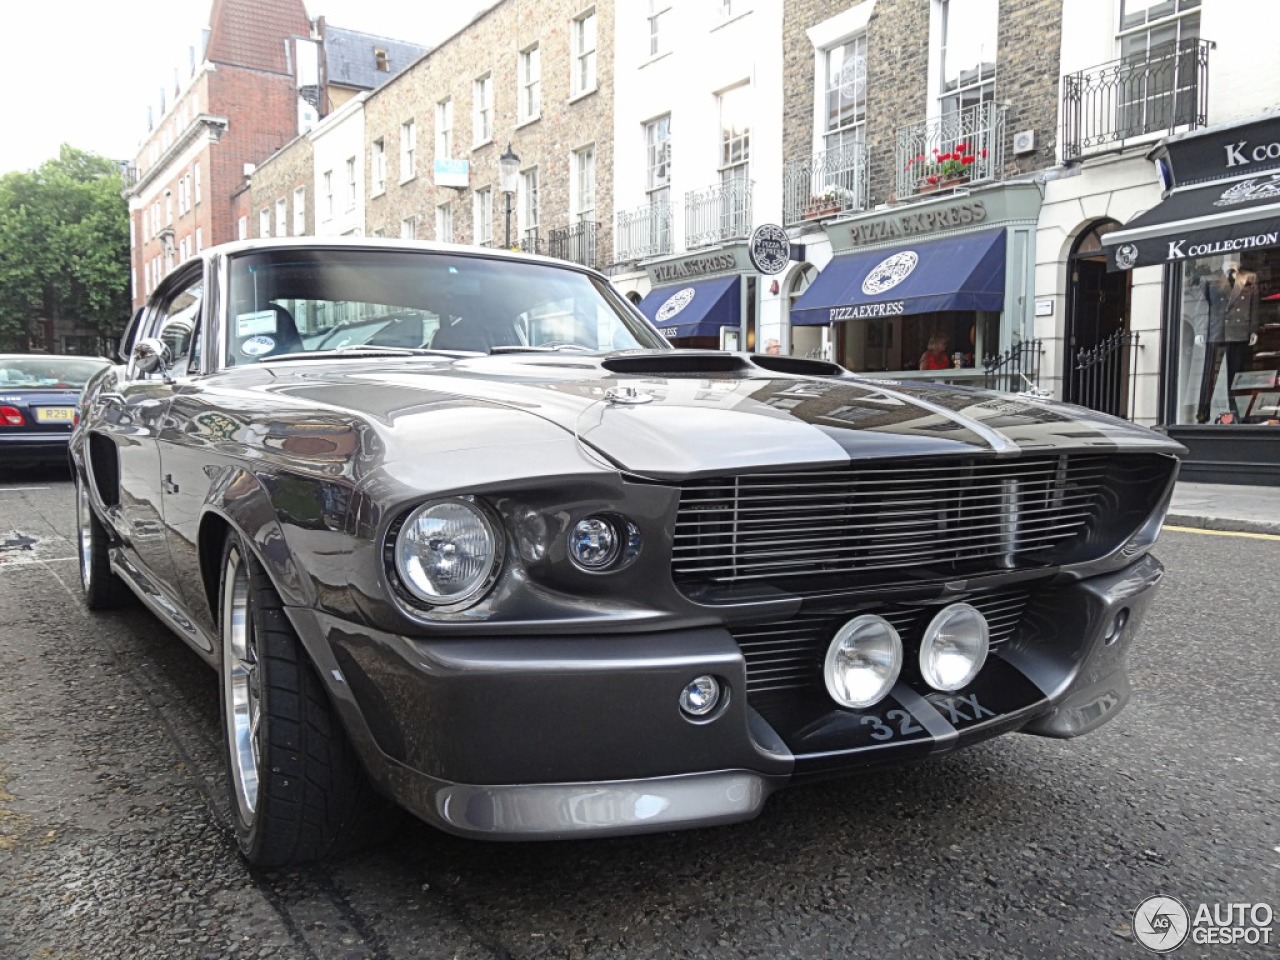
(601, 351, 844, 379)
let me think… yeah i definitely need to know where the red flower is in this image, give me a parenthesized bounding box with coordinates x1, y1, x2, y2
(956, 142, 969, 153)
(927, 175, 939, 185)
(980, 147, 989, 158)
(961, 154, 976, 164)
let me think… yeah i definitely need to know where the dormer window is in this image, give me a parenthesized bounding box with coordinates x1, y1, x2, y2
(375, 48, 390, 72)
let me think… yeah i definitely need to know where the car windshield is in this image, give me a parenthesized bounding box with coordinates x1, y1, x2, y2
(225, 248, 669, 365)
(0, 356, 109, 388)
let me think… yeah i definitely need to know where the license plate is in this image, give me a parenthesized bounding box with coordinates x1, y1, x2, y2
(34, 407, 75, 423)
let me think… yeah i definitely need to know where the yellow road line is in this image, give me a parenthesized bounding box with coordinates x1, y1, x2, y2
(1163, 524, 1280, 541)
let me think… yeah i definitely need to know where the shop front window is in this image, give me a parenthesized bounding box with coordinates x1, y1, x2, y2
(1173, 250, 1279, 425)
(832, 311, 997, 375)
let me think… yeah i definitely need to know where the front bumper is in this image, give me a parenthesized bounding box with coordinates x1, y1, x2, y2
(288, 554, 1164, 840)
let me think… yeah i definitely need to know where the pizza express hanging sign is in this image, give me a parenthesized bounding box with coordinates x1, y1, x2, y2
(846, 200, 988, 247)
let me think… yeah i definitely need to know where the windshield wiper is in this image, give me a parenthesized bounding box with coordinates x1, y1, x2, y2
(489, 343, 597, 355)
(259, 346, 468, 362)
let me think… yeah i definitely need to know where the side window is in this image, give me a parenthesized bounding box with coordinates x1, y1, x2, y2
(155, 275, 205, 377)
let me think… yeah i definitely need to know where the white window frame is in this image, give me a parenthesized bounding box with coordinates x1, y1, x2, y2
(292, 187, 306, 235)
(371, 139, 386, 195)
(259, 208, 271, 238)
(473, 186, 493, 245)
(436, 98, 453, 159)
(195, 227, 203, 252)
(520, 167, 539, 244)
(935, 0, 998, 119)
(400, 119, 417, 183)
(275, 197, 287, 236)
(519, 45, 541, 123)
(346, 156, 357, 210)
(193, 162, 201, 204)
(645, 114, 672, 203)
(400, 216, 416, 240)
(237, 215, 247, 241)
(436, 202, 454, 243)
(572, 9, 598, 97)
(473, 74, 493, 147)
(571, 144, 596, 222)
(647, 0, 672, 58)
(821, 33, 868, 156)
(323, 170, 334, 220)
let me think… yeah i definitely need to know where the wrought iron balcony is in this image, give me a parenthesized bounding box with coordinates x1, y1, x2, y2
(1063, 38, 1211, 162)
(684, 179, 752, 250)
(783, 142, 869, 226)
(614, 200, 672, 262)
(518, 230, 541, 255)
(547, 220, 597, 268)
(894, 101, 1006, 201)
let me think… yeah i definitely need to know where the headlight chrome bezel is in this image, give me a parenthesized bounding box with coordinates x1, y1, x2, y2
(387, 496, 504, 611)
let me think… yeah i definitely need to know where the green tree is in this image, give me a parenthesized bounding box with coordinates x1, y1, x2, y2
(0, 146, 130, 352)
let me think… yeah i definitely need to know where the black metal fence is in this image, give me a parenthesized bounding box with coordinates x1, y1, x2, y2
(1070, 330, 1141, 420)
(1062, 38, 1211, 161)
(983, 339, 1043, 394)
(547, 221, 597, 268)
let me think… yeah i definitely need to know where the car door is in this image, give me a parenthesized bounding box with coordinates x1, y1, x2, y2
(105, 266, 206, 600)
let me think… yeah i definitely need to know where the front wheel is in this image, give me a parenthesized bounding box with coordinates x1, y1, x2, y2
(218, 533, 385, 867)
(76, 472, 127, 610)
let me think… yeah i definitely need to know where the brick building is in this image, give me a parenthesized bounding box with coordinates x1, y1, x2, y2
(777, 0, 1063, 376)
(362, 0, 614, 267)
(124, 0, 312, 310)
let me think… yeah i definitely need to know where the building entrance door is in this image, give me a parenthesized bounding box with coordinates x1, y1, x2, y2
(1064, 221, 1134, 417)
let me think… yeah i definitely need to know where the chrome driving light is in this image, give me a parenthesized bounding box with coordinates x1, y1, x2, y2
(823, 615, 903, 709)
(569, 516, 621, 570)
(679, 675, 722, 717)
(919, 602, 990, 692)
(394, 498, 499, 606)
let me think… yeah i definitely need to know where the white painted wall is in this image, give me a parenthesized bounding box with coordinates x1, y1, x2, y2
(310, 94, 368, 237)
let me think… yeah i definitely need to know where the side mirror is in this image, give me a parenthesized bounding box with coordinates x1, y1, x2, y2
(118, 307, 146, 363)
(132, 337, 173, 380)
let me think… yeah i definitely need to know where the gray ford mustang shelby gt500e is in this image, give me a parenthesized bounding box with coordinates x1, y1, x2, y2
(71, 238, 1181, 866)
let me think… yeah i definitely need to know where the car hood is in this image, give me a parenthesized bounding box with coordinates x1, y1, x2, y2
(256, 351, 1182, 477)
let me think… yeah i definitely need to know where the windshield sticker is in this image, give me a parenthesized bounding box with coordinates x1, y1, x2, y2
(240, 335, 276, 357)
(236, 310, 279, 337)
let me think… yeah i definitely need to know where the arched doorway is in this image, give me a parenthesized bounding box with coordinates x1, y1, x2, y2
(1064, 220, 1133, 416)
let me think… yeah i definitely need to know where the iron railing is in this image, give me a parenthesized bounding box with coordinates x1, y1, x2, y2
(684, 179, 753, 249)
(547, 220, 597, 268)
(895, 101, 1006, 200)
(1062, 38, 1211, 162)
(983, 339, 1044, 394)
(1069, 330, 1141, 420)
(783, 142, 869, 226)
(518, 231, 541, 255)
(614, 200, 672, 262)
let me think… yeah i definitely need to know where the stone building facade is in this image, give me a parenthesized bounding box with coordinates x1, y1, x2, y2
(363, 0, 614, 266)
(247, 133, 316, 241)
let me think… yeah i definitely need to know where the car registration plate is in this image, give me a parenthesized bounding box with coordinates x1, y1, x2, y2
(35, 407, 75, 423)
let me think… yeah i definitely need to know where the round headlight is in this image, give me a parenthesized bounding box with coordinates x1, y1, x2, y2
(919, 603, 990, 692)
(569, 516, 621, 570)
(394, 498, 498, 606)
(823, 615, 903, 709)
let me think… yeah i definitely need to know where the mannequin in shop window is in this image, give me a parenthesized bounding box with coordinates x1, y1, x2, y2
(1195, 256, 1259, 423)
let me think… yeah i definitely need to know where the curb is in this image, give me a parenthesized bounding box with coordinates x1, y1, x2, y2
(1164, 513, 1280, 537)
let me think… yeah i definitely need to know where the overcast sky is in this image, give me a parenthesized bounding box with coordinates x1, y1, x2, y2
(0, 0, 500, 176)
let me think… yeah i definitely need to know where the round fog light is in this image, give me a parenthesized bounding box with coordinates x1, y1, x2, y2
(919, 603, 990, 692)
(679, 675, 721, 717)
(569, 516, 621, 570)
(824, 615, 903, 709)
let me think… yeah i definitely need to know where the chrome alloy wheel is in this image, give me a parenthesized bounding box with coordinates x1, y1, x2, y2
(76, 479, 93, 593)
(222, 545, 261, 825)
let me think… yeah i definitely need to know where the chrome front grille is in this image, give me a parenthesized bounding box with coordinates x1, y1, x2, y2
(734, 591, 1029, 695)
(673, 455, 1112, 586)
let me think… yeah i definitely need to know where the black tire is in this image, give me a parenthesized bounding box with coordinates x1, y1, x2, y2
(217, 532, 388, 867)
(76, 471, 128, 610)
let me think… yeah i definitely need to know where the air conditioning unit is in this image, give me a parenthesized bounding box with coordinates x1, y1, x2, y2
(1012, 130, 1036, 155)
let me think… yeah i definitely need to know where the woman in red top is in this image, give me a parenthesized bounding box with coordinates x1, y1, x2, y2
(919, 333, 951, 370)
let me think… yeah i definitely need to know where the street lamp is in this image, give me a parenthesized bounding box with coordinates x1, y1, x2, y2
(499, 142, 520, 249)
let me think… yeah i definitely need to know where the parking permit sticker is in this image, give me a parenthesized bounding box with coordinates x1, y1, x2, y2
(241, 335, 276, 357)
(237, 310, 278, 337)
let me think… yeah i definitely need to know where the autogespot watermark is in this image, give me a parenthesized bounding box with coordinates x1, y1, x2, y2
(1133, 895, 1274, 952)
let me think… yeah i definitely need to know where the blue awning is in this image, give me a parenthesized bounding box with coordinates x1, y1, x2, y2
(791, 228, 1006, 326)
(637, 276, 740, 339)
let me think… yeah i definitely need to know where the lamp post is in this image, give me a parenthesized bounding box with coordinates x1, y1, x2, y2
(499, 142, 520, 249)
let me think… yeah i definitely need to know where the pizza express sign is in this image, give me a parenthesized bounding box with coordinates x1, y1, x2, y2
(847, 200, 988, 247)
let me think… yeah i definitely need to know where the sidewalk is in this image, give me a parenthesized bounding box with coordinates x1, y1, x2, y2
(1168, 481, 1280, 536)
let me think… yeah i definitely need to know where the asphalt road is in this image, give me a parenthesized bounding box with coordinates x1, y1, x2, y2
(0, 467, 1276, 960)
